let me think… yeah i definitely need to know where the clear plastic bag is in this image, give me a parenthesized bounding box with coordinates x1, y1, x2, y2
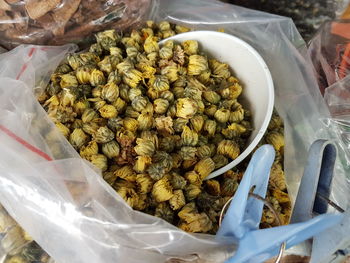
(0, 0, 349, 262)
(0, 0, 152, 49)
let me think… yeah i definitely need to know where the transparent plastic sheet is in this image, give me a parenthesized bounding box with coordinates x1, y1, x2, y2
(0, 0, 349, 262)
(0, 0, 152, 50)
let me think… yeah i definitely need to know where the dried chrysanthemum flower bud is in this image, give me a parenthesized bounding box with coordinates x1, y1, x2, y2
(147, 51, 158, 62)
(197, 135, 208, 147)
(134, 193, 148, 210)
(171, 152, 183, 168)
(147, 162, 168, 180)
(90, 69, 106, 86)
(117, 59, 134, 75)
(140, 130, 159, 149)
(134, 138, 155, 156)
(67, 54, 84, 70)
(269, 163, 287, 191)
(179, 146, 197, 161)
(134, 156, 152, 173)
(155, 116, 174, 135)
(212, 154, 229, 169)
(161, 64, 178, 82)
(158, 136, 175, 153)
(188, 55, 208, 75)
(76, 66, 92, 84)
(185, 184, 202, 201)
(190, 115, 204, 133)
(153, 98, 170, 114)
(102, 140, 120, 159)
(159, 46, 173, 59)
(160, 90, 174, 102)
(185, 171, 202, 185)
(178, 212, 213, 233)
(123, 117, 139, 132)
(131, 96, 148, 112)
(71, 119, 84, 129)
(137, 112, 153, 131)
(209, 59, 231, 79)
(82, 122, 100, 135)
(175, 24, 190, 33)
(89, 98, 106, 111)
(176, 98, 198, 119)
(99, 104, 118, 119)
(74, 100, 90, 116)
(169, 189, 186, 210)
(173, 118, 188, 133)
(166, 104, 177, 118)
(90, 43, 103, 56)
(60, 74, 78, 89)
(224, 123, 247, 138)
(80, 141, 98, 160)
(113, 97, 127, 113)
(80, 52, 101, 64)
(184, 86, 202, 101)
(268, 112, 283, 131)
(123, 69, 143, 88)
(98, 56, 113, 74)
(204, 105, 218, 117)
(205, 180, 221, 196)
(69, 128, 89, 150)
(171, 173, 187, 190)
(203, 119, 216, 136)
(181, 126, 199, 146)
(155, 202, 174, 223)
(125, 106, 140, 118)
(159, 21, 171, 31)
(144, 36, 159, 54)
(152, 177, 174, 202)
(101, 82, 119, 102)
(217, 140, 240, 160)
(93, 126, 114, 143)
(149, 75, 170, 92)
(114, 165, 136, 182)
(55, 122, 70, 138)
(96, 29, 118, 49)
(108, 71, 122, 85)
(229, 107, 244, 123)
(135, 173, 153, 194)
(182, 40, 199, 55)
(153, 151, 173, 169)
(203, 90, 221, 104)
(126, 46, 139, 58)
(196, 145, 212, 159)
(91, 86, 102, 98)
(214, 108, 230, 123)
(194, 157, 215, 179)
(266, 131, 284, 152)
(172, 87, 185, 99)
(221, 177, 239, 196)
(117, 187, 139, 208)
(91, 154, 108, 172)
(107, 117, 124, 132)
(128, 87, 142, 101)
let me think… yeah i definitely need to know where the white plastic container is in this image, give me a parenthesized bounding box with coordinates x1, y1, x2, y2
(160, 31, 275, 179)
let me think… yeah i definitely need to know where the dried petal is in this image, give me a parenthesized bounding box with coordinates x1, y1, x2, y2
(169, 190, 186, 210)
(152, 177, 173, 202)
(90, 154, 108, 172)
(102, 140, 120, 159)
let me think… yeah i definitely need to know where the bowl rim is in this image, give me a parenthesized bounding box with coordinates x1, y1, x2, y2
(160, 31, 275, 179)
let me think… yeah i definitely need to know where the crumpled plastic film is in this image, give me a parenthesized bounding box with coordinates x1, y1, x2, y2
(0, 1, 349, 262)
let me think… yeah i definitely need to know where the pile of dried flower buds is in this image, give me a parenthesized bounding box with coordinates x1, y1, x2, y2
(39, 21, 290, 234)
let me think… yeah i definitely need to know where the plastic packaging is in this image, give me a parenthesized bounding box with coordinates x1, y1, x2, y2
(0, 0, 152, 49)
(0, 0, 349, 262)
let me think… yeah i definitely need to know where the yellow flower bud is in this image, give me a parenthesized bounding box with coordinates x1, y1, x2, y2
(169, 189, 186, 210)
(152, 177, 173, 202)
(153, 98, 169, 114)
(101, 82, 119, 102)
(67, 54, 83, 70)
(93, 126, 114, 143)
(188, 55, 208, 75)
(184, 184, 201, 201)
(55, 122, 70, 138)
(134, 138, 155, 156)
(182, 40, 198, 55)
(69, 128, 89, 150)
(161, 64, 178, 82)
(266, 131, 284, 152)
(194, 157, 215, 179)
(160, 90, 174, 102)
(131, 96, 148, 112)
(144, 36, 159, 54)
(181, 126, 199, 146)
(176, 98, 198, 119)
(99, 104, 118, 119)
(137, 112, 153, 131)
(175, 24, 190, 33)
(185, 171, 202, 185)
(214, 108, 230, 123)
(60, 74, 78, 89)
(196, 145, 212, 159)
(159, 46, 173, 59)
(107, 117, 124, 132)
(82, 122, 99, 135)
(123, 69, 143, 88)
(203, 90, 221, 104)
(102, 140, 120, 159)
(76, 66, 92, 84)
(212, 154, 229, 169)
(205, 180, 221, 196)
(209, 59, 231, 79)
(90, 154, 108, 171)
(128, 88, 142, 101)
(123, 117, 139, 132)
(190, 115, 204, 132)
(203, 119, 216, 136)
(134, 156, 152, 173)
(149, 75, 169, 92)
(113, 98, 126, 113)
(229, 107, 245, 123)
(136, 173, 153, 194)
(80, 141, 98, 160)
(114, 165, 136, 182)
(217, 140, 240, 160)
(204, 105, 218, 117)
(90, 69, 106, 86)
(125, 106, 140, 118)
(74, 100, 90, 116)
(116, 187, 139, 208)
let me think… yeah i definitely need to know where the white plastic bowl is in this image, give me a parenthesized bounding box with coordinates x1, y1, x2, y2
(160, 31, 274, 179)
